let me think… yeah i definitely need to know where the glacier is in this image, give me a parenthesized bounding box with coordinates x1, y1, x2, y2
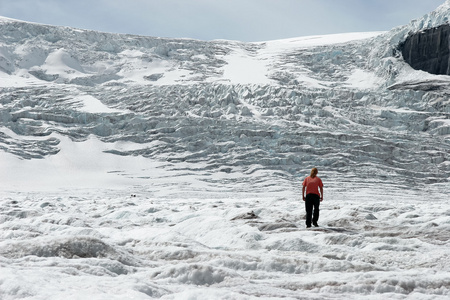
(0, 1, 449, 299)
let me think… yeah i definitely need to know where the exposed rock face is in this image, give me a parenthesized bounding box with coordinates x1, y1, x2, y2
(400, 24, 450, 75)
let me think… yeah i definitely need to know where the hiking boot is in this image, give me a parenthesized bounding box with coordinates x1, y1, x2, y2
(313, 222, 319, 227)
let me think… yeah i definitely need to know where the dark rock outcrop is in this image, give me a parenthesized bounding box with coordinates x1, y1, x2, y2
(400, 24, 450, 75)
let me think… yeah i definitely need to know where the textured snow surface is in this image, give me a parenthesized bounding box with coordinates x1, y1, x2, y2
(0, 1, 449, 299)
(0, 186, 449, 300)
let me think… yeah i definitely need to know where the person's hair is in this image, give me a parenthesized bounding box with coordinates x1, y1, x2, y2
(310, 167, 318, 178)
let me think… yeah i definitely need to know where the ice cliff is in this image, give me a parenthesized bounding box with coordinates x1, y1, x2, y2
(0, 2, 449, 190)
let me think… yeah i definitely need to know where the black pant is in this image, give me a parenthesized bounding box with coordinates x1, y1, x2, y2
(305, 193, 320, 226)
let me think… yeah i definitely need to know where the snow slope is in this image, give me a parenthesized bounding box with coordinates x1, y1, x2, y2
(0, 1, 449, 299)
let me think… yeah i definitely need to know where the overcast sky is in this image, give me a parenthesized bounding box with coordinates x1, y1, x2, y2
(0, 0, 446, 42)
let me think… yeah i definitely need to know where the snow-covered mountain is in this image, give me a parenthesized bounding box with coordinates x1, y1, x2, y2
(1, 11, 449, 191)
(0, 2, 449, 299)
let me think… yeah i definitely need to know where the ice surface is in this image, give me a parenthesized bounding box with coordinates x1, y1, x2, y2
(0, 2, 449, 299)
(0, 186, 449, 299)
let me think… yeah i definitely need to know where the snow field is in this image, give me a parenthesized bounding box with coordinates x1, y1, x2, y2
(0, 182, 449, 299)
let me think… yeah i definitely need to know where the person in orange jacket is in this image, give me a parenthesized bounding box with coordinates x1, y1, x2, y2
(302, 167, 323, 228)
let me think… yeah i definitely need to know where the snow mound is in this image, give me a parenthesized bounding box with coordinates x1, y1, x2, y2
(0, 236, 138, 266)
(43, 49, 85, 73)
(151, 264, 234, 285)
